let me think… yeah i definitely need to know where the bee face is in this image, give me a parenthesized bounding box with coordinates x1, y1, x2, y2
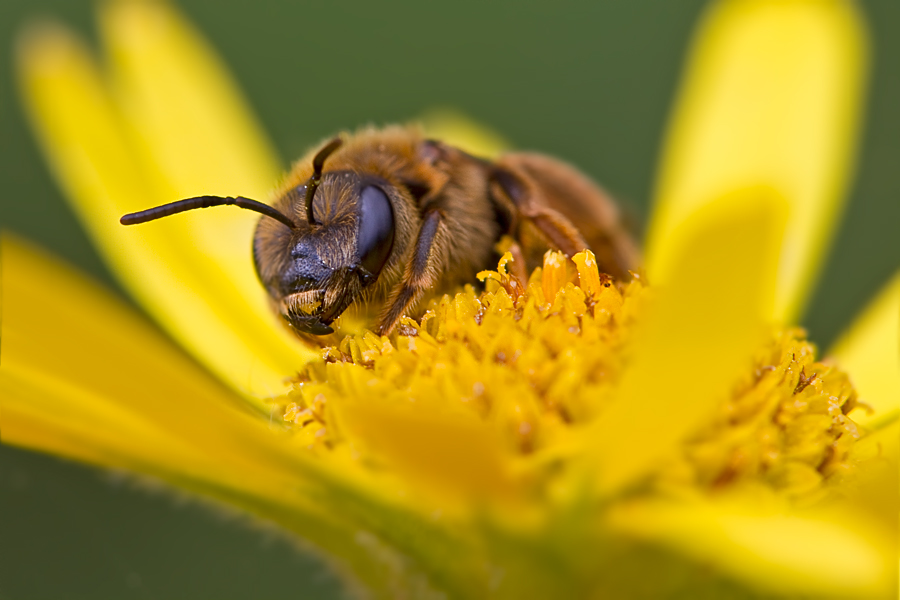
(253, 171, 396, 335)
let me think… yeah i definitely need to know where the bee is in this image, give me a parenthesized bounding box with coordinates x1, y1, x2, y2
(121, 126, 639, 338)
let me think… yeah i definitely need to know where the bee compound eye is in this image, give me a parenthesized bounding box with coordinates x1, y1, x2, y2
(357, 185, 395, 278)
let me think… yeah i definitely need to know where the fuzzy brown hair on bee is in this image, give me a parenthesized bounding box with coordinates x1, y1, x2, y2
(121, 125, 640, 339)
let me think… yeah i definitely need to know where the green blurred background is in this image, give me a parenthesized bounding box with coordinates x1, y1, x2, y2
(0, 0, 897, 597)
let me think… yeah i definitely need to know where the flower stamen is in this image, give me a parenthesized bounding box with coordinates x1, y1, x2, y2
(281, 251, 866, 505)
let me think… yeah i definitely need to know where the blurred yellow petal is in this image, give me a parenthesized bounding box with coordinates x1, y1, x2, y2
(588, 192, 785, 495)
(16, 14, 314, 404)
(647, 0, 867, 323)
(609, 495, 894, 598)
(419, 108, 510, 158)
(828, 273, 900, 429)
(846, 419, 899, 535)
(334, 397, 516, 507)
(0, 235, 305, 487)
(101, 0, 280, 197)
(0, 235, 451, 597)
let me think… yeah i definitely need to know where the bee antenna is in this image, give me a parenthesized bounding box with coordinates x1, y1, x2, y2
(120, 196, 299, 230)
(304, 137, 344, 225)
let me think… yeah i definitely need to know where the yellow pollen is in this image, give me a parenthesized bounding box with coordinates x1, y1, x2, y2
(284, 290, 323, 315)
(279, 250, 864, 501)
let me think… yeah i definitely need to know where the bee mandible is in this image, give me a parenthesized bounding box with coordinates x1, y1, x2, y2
(121, 126, 639, 338)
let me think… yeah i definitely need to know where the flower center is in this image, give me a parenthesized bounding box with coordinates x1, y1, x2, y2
(279, 250, 864, 502)
(655, 327, 864, 500)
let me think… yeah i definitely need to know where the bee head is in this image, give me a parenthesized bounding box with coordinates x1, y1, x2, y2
(252, 142, 396, 336)
(120, 136, 396, 337)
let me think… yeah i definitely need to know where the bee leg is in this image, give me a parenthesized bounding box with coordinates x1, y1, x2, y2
(376, 209, 447, 336)
(489, 165, 589, 258)
(489, 155, 639, 281)
(505, 239, 529, 284)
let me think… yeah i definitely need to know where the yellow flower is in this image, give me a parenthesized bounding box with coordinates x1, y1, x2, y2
(3, 0, 897, 598)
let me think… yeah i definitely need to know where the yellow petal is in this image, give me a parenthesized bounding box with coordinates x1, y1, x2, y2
(0, 237, 384, 557)
(647, 0, 868, 323)
(609, 494, 895, 598)
(333, 396, 517, 508)
(16, 15, 314, 404)
(587, 191, 786, 495)
(0, 235, 302, 486)
(100, 0, 281, 198)
(828, 272, 900, 429)
(0, 238, 487, 598)
(419, 108, 510, 159)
